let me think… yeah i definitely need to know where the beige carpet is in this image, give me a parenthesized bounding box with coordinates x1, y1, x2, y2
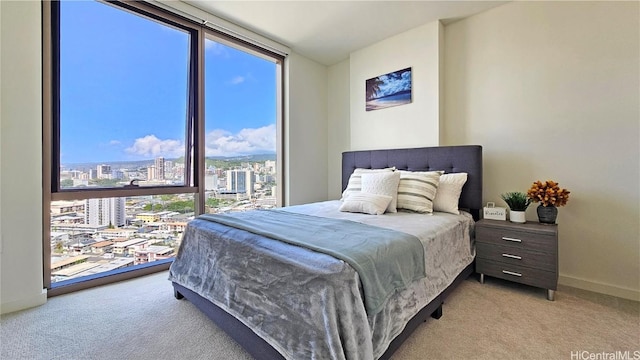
(1, 271, 638, 360)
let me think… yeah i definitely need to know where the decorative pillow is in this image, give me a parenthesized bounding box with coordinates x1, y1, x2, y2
(341, 168, 394, 200)
(360, 171, 401, 213)
(339, 192, 393, 215)
(396, 170, 442, 213)
(433, 173, 468, 215)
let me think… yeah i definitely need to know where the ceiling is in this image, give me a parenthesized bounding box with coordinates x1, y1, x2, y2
(185, 1, 507, 66)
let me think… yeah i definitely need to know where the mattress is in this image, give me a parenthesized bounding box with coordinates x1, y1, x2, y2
(169, 200, 475, 359)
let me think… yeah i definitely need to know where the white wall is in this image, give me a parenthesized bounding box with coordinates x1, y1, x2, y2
(349, 21, 442, 151)
(285, 53, 329, 205)
(327, 59, 351, 199)
(444, 1, 639, 300)
(0, 1, 47, 314)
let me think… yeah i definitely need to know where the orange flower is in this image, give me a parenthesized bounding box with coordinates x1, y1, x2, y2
(527, 180, 570, 207)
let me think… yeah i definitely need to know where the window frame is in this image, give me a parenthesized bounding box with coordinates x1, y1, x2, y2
(49, 0, 200, 199)
(42, 0, 285, 294)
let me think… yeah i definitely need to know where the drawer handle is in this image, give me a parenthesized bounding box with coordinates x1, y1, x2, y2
(502, 253, 522, 260)
(502, 270, 522, 277)
(502, 236, 522, 243)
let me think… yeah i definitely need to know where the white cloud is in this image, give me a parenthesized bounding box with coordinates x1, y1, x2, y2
(205, 124, 276, 156)
(109, 140, 121, 146)
(230, 76, 245, 85)
(125, 135, 184, 158)
(125, 125, 275, 159)
(205, 40, 228, 57)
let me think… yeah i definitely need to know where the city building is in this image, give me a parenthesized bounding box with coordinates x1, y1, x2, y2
(264, 160, 276, 174)
(96, 164, 111, 179)
(135, 212, 161, 223)
(226, 169, 255, 197)
(146, 165, 156, 181)
(89, 241, 114, 255)
(111, 238, 147, 256)
(134, 245, 174, 265)
(50, 200, 85, 215)
(205, 174, 218, 191)
(84, 197, 126, 227)
(155, 157, 165, 180)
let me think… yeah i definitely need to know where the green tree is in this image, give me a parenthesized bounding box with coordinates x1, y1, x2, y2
(206, 198, 221, 208)
(89, 178, 120, 187)
(166, 200, 194, 213)
(159, 195, 174, 202)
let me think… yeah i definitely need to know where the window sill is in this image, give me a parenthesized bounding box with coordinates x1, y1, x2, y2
(47, 259, 173, 297)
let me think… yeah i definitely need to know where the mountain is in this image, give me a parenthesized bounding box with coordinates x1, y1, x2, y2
(62, 153, 276, 170)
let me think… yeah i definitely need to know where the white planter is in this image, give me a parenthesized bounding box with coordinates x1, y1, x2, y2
(509, 210, 526, 223)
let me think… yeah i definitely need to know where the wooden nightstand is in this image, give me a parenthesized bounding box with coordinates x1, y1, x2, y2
(475, 219, 558, 301)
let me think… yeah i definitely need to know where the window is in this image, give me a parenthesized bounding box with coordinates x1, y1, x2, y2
(203, 36, 280, 213)
(57, 1, 191, 191)
(44, 0, 284, 293)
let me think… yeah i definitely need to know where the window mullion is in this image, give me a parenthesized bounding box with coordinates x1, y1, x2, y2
(195, 27, 206, 216)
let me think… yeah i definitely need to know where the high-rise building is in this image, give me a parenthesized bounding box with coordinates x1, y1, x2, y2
(84, 197, 126, 227)
(226, 169, 255, 197)
(147, 165, 155, 180)
(165, 160, 173, 178)
(111, 170, 124, 180)
(205, 174, 219, 191)
(264, 160, 276, 174)
(155, 157, 165, 180)
(97, 164, 111, 179)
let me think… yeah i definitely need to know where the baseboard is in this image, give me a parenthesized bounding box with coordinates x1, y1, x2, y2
(1, 289, 47, 315)
(559, 275, 639, 302)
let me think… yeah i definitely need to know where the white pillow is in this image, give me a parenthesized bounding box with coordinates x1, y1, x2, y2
(396, 170, 442, 213)
(341, 168, 394, 201)
(339, 192, 393, 215)
(433, 173, 468, 215)
(360, 171, 401, 213)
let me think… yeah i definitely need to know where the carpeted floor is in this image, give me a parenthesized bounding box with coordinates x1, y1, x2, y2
(1, 271, 638, 360)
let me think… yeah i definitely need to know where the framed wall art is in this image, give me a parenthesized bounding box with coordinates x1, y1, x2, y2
(365, 67, 412, 111)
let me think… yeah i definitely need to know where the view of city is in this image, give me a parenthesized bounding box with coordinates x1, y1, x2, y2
(51, 155, 277, 284)
(52, 0, 280, 285)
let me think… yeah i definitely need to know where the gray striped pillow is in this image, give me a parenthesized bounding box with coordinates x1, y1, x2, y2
(396, 171, 442, 213)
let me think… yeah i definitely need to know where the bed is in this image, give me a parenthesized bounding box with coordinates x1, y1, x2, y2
(170, 145, 483, 360)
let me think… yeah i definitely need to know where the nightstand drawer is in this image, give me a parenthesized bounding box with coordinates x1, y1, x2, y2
(476, 226, 556, 253)
(476, 260, 557, 290)
(476, 242, 556, 269)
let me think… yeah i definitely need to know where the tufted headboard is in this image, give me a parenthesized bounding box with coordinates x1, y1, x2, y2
(342, 145, 483, 220)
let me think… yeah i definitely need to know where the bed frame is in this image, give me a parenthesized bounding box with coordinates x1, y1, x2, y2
(173, 145, 483, 360)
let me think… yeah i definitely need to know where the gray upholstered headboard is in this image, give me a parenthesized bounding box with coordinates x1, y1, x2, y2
(342, 145, 483, 220)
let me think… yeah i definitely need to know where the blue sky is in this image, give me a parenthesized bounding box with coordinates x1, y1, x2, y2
(60, 1, 276, 164)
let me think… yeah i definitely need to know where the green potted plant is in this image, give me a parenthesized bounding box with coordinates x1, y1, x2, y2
(500, 191, 531, 223)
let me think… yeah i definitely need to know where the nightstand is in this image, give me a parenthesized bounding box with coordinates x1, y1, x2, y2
(475, 219, 558, 301)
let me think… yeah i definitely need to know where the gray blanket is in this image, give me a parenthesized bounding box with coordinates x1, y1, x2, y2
(170, 217, 374, 359)
(169, 201, 475, 360)
(198, 210, 425, 315)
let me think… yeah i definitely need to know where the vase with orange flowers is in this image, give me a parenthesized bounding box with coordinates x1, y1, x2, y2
(527, 180, 570, 224)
